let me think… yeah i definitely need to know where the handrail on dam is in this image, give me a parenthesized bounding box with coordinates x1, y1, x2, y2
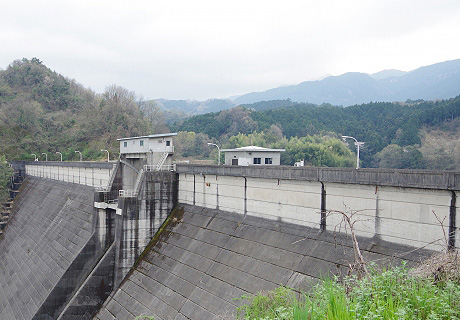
(20, 160, 116, 169)
(176, 164, 460, 191)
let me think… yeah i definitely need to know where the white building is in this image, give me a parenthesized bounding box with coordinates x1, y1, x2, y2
(117, 133, 177, 191)
(221, 146, 285, 166)
(118, 133, 177, 168)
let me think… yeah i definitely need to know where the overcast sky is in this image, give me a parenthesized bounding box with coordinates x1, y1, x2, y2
(1, 0, 460, 100)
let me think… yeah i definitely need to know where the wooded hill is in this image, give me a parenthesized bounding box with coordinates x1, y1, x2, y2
(1, 58, 460, 170)
(0, 58, 166, 161)
(172, 97, 460, 169)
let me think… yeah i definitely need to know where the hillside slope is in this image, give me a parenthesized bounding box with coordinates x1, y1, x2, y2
(0, 58, 157, 161)
(172, 96, 460, 168)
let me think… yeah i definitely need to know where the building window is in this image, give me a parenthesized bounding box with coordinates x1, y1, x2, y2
(166, 140, 171, 146)
(265, 158, 273, 164)
(158, 139, 163, 143)
(123, 141, 127, 147)
(140, 140, 144, 147)
(253, 158, 261, 164)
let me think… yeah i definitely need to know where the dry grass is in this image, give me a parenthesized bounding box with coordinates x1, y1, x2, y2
(410, 250, 460, 282)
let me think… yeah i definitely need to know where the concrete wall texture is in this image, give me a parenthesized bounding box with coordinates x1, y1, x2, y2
(177, 165, 460, 251)
(0, 177, 99, 319)
(7, 162, 460, 319)
(114, 171, 178, 285)
(95, 204, 431, 320)
(25, 162, 116, 190)
(2, 164, 178, 320)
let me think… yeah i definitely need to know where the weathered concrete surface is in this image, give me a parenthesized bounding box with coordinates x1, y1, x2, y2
(178, 172, 459, 251)
(24, 161, 116, 190)
(0, 177, 100, 319)
(95, 204, 432, 320)
(58, 243, 116, 320)
(114, 171, 178, 287)
(176, 164, 460, 191)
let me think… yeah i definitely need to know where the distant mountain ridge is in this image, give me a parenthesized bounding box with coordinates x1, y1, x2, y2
(370, 69, 408, 80)
(233, 59, 460, 106)
(155, 98, 236, 115)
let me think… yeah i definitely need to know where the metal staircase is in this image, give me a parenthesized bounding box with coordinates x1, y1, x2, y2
(156, 151, 169, 171)
(119, 168, 144, 198)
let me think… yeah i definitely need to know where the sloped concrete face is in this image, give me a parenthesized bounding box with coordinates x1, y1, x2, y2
(95, 204, 432, 320)
(0, 177, 97, 319)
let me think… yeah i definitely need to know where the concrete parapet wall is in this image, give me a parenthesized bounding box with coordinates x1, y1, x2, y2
(324, 183, 457, 250)
(178, 166, 460, 251)
(176, 164, 460, 191)
(22, 161, 115, 189)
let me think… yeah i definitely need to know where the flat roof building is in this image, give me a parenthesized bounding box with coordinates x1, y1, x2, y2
(117, 133, 177, 191)
(118, 133, 177, 158)
(221, 146, 285, 166)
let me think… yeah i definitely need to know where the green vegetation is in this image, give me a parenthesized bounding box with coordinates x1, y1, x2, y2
(172, 97, 460, 169)
(0, 155, 13, 202)
(0, 58, 164, 161)
(237, 262, 460, 319)
(375, 145, 426, 169)
(2, 58, 460, 170)
(225, 132, 356, 167)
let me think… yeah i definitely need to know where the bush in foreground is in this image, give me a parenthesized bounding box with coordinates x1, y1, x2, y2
(236, 261, 460, 319)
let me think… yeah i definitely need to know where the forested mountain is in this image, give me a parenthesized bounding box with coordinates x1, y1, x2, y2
(234, 59, 460, 106)
(172, 96, 460, 168)
(1, 57, 460, 172)
(0, 58, 164, 161)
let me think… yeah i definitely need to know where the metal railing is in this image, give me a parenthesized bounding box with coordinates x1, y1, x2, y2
(119, 189, 135, 197)
(144, 164, 176, 172)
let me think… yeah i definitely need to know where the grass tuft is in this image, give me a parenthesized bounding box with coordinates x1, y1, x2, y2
(236, 259, 460, 319)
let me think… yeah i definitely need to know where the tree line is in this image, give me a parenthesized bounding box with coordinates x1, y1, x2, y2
(2, 58, 460, 172)
(172, 96, 460, 169)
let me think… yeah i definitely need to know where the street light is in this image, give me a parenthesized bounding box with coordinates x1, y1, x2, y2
(56, 152, 63, 162)
(101, 149, 109, 162)
(207, 143, 221, 165)
(31, 154, 38, 161)
(75, 151, 82, 161)
(342, 136, 365, 169)
(42, 153, 48, 161)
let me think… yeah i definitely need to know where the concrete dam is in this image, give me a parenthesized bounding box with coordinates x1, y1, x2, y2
(1, 161, 459, 319)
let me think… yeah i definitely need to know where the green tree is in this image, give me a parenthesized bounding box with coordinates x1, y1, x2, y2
(375, 144, 426, 169)
(0, 155, 13, 203)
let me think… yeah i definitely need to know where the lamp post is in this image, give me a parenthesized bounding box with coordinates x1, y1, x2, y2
(42, 153, 48, 161)
(31, 154, 38, 161)
(75, 151, 82, 161)
(342, 136, 365, 169)
(207, 143, 221, 165)
(101, 149, 109, 162)
(56, 152, 63, 162)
